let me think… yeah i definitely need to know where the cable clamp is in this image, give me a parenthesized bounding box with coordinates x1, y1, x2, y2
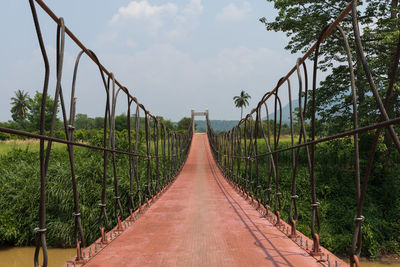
(72, 212, 81, 216)
(291, 195, 299, 199)
(354, 215, 365, 222)
(98, 203, 106, 207)
(311, 202, 320, 207)
(34, 227, 47, 233)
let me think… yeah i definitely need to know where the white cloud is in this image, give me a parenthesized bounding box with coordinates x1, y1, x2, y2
(166, 0, 203, 41)
(181, 0, 203, 17)
(97, 44, 295, 121)
(108, 0, 203, 39)
(110, 1, 178, 35)
(111, 1, 178, 23)
(216, 2, 251, 22)
(2, 43, 297, 122)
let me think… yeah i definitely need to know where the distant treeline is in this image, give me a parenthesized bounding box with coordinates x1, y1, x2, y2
(196, 119, 304, 137)
(0, 112, 193, 140)
(195, 120, 239, 133)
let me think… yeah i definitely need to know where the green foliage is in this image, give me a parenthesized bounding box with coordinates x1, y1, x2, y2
(0, 132, 11, 141)
(0, 130, 183, 247)
(261, 0, 400, 134)
(220, 137, 400, 257)
(74, 113, 176, 132)
(233, 90, 251, 119)
(114, 113, 128, 131)
(53, 130, 66, 140)
(27, 91, 61, 131)
(0, 148, 39, 246)
(156, 116, 175, 130)
(257, 0, 400, 257)
(196, 120, 239, 133)
(75, 114, 96, 130)
(177, 117, 192, 131)
(10, 90, 30, 123)
(74, 129, 100, 141)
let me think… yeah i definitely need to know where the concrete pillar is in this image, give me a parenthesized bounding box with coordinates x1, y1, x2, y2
(190, 109, 209, 133)
(205, 109, 209, 133)
(191, 109, 195, 133)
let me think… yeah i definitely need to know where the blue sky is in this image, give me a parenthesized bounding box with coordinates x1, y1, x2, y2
(1, 0, 302, 122)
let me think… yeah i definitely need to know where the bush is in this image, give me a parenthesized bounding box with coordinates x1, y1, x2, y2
(0, 130, 185, 247)
(220, 137, 400, 257)
(0, 132, 11, 140)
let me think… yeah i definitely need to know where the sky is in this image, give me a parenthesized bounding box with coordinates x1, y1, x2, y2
(0, 0, 303, 122)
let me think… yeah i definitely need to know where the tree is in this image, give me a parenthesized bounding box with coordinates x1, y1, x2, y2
(114, 113, 128, 131)
(10, 90, 30, 123)
(177, 117, 192, 132)
(260, 1, 400, 141)
(161, 119, 175, 130)
(259, 0, 400, 258)
(233, 90, 251, 120)
(27, 92, 60, 131)
(156, 116, 175, 130)
(94, 117, 104, 130)
(75, 113, 95, 130)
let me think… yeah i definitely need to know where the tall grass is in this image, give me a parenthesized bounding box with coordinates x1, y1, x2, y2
(0, 130, 181, 248)
(221, 134, 400, 257)
(0, 140, 67, 154)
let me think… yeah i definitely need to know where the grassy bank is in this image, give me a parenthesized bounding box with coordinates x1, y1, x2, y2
(218, 134, 400, 258)
(0, 140, 67, 154)
(0, 131, 185, 248)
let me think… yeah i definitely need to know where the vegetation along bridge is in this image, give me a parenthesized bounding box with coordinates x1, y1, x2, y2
(1, 0, 400, 266)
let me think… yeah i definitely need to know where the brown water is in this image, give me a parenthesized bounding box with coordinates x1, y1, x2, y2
(1, 246, 399, 266)
(360, 262, 400, 267)
(0, 247, 75, 267)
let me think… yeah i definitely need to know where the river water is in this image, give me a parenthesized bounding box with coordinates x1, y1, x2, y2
(0, 247, 75, 267)
(361, 262, 400, 267)
(1, 247, 399, 266)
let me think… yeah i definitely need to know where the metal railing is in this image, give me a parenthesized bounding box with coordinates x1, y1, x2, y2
(206, 1, 400, 266)
(1, 1, 194, 266)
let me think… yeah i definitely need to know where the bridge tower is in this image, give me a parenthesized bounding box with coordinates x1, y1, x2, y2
(191, 109, 208, 133)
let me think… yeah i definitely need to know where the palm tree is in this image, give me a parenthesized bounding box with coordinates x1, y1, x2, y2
(10, 90, 30, 122)
(233, 90, 251, 120)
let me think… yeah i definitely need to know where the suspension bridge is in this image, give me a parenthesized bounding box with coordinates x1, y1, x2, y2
(64, 133, 345, 267)
(1, 0, 400, 266)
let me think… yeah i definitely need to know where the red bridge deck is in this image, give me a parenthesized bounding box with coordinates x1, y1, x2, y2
(73, 134, 346, 267)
